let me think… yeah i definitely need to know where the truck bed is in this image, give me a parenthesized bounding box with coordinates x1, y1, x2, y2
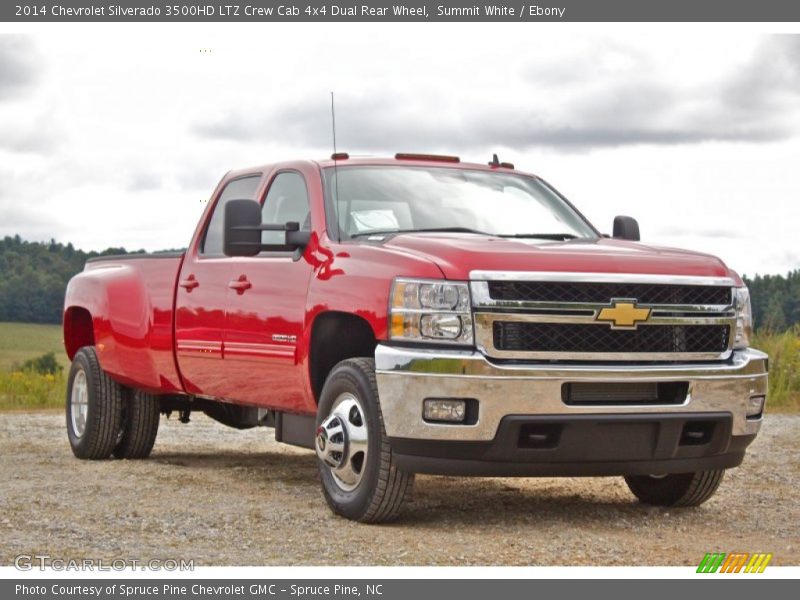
(64, 252, 186, 393)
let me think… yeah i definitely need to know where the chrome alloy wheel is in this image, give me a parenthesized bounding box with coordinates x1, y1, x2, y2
(315, 392, 368, 492)
(70, 369, 89, 437)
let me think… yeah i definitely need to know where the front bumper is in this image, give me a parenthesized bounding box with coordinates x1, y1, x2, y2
(375, 345, 768, 476)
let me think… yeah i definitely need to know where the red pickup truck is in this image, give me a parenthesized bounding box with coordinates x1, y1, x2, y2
(63, 154, 768, 522)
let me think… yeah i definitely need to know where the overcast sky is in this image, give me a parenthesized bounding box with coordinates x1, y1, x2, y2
(0, 26, 798, 276)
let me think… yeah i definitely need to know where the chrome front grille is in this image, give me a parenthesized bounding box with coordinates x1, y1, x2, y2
(493, 322, 730, 354)
(471, 271, 737, 361)
(487, 281, 732, 306)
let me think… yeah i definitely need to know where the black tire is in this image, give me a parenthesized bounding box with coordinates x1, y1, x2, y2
(624, 470, 725, 507)
(315, 358, 414, 523)
(113, 390, 160, 459)
(66, 346, 124, 460)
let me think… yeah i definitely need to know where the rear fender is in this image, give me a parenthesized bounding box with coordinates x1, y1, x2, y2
(63, 260, 183, 393)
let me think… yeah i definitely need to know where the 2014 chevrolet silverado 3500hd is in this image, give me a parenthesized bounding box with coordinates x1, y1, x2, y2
(62, 153, 768, 522)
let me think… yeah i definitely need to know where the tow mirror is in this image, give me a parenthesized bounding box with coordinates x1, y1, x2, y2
(223, 199, 311, 257)
(612, 215, 640, 241)
(224, 199, 262, 256)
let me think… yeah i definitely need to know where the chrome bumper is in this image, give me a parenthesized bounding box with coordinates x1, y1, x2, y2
(374, 345, 768, 440)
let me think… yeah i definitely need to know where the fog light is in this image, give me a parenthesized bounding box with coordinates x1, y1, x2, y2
(423, 399, 466, 423)
(747, 395, 765, 419)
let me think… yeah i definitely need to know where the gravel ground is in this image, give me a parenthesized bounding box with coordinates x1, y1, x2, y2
(1, 410, 797, 566)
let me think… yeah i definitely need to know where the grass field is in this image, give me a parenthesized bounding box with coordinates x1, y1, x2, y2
(0, 321, 68, 372)
(0, 322, 67, 410)
(0, 322, 798, 412)
(752, 328, 800, 411)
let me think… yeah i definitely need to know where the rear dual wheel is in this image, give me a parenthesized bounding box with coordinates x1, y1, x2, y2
(67, 346, 159, 460)
(114, 390, 160, 459)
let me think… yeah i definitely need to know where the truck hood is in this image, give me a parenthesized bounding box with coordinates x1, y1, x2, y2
(380, 234, 737, 282)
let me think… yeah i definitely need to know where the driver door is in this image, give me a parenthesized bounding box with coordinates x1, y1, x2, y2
(220, 170, 315, 410)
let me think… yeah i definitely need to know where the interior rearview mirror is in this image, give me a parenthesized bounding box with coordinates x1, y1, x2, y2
(612, 215, 640, 241)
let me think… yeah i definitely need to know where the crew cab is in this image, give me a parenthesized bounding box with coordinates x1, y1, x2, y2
(63, 154, 768, 522)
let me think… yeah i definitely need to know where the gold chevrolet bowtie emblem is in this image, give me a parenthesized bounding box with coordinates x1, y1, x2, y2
(596, 300, 651, 329)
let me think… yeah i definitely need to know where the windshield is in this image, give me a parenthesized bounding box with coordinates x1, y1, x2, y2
(322, 165, 598, 240)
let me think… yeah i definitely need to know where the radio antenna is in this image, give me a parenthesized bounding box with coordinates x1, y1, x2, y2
(331, 91, 338, 156)
(331, 91, 342, 241)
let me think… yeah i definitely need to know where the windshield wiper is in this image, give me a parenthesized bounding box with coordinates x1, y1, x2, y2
(498, 233, 578, 240)
(350, 227, 494, 238)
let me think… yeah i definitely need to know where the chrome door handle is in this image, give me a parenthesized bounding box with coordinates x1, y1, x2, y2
(179, 276, 199, 291)
(228, 276, 252, 294)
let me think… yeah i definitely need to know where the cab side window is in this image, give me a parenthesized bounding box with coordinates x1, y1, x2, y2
(201, 175, 262, 255)
(260, 172, 311, 246)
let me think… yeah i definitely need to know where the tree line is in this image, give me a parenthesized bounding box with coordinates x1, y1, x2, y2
(0, 236, 179, 324)
(744, 271, 800, 332)
(0, 235, 797, 331)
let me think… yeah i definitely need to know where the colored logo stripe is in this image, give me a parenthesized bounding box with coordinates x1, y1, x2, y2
(697, 553, 726, 573)
(697, 552, 772, 573)
(745, 553, 772, 573)
(720, 553, 748, 573)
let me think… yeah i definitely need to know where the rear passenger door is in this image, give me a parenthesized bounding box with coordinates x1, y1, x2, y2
(220, 170, 315, 409)
(174, 174, 262, 398)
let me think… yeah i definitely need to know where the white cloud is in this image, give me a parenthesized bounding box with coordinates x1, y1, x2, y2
(0, 35, 39, 99)
(195, 35, 800, 150)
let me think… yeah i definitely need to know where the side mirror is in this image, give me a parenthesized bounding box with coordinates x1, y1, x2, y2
(612, 215, 640, 241)
(223, 199, 312, 257)
(224, 199, 263, 256)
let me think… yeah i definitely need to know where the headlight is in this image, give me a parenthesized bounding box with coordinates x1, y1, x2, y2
(390, 279, 473, 344)
(734, 286, 753, 349)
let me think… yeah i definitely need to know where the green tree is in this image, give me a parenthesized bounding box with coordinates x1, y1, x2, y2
(744, 269, 800, 332)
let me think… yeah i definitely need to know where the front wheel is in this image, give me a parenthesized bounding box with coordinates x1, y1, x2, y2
(624, 470, 725, 507)
(315, 358, 413, 523)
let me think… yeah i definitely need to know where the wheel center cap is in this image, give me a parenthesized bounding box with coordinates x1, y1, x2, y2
(315, 416, 348, 468)
(316, 427, 327, 451)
